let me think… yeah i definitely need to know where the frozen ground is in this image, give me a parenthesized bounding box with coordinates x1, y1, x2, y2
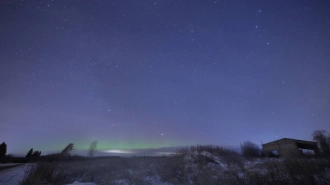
(65, 181, 97, 185)
(9, 146, 330, 184)
(0, 164, 96, 185)
(0, 164, 28, 185)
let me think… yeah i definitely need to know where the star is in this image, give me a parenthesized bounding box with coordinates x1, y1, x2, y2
(0, 0, 328, 155)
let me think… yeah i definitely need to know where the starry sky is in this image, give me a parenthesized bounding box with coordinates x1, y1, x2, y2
(1, 0, 330, 156)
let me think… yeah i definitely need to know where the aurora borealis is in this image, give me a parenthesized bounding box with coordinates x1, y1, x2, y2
(1, 0, 330, 156)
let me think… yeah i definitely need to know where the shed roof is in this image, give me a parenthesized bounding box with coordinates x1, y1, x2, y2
(262, 138, 317, 147)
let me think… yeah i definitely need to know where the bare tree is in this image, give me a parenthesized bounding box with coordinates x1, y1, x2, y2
(312, 130, 330, 157)
(88, 140, 97, 157)
(26, 148, 33, 158)
(32, 150, 41, 157)
(61, 143, 74, 155)
(0, 142, 6, 158)
(241, 141, 261, 157)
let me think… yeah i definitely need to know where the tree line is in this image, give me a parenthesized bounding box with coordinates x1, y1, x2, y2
(240, 129, 330, 158)
(0, 130, 329, 162)
(0, 140, 98, 163)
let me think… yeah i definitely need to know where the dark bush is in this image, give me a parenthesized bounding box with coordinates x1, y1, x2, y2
(20, 163, 69, 185)
(312, 130, 330, 157)
(158, 155, 187, 184)
(241, 141, 261, 157)
(0, 142, 7, 158)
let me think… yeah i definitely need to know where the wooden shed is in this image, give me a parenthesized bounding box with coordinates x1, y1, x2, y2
(262, 138, 319, 158)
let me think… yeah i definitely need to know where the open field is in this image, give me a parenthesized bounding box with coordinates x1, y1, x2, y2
(19, 146, 330, 185)
(0, 164, 25, 171)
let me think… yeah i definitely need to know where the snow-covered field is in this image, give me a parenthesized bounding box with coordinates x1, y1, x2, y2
(0, 164, 28, 185)
(65, 181, 97, 185)
(7, 146, 330, 184)
(0, 164, 97, 185)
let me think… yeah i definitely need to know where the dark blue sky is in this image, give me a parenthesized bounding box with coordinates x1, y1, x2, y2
(1, 0, 329, 155)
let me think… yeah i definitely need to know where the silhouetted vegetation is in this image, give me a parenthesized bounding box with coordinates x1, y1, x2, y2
(0, 142, 7, 158)
(241, 141, 261, 157)
(25, 148, 41, 162)
(312, 130, 330, 157)
(20, 163, 69, 185)
(19, 145, 330, 185)
(10, 130, 330, 184)
(88, 140, 97, 157)
(25, 148, 33, 158)
(61, 143, 74, 156)
(32, 150, 41, 157)
(39, 153, 87, 163)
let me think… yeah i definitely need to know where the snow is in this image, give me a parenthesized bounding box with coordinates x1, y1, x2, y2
(0, 164, 97, 185)
(65, 181, 97, 185)
(145, 175, 174, 185)
(0, 164, 29, 185)
(65, 177, 172, 185)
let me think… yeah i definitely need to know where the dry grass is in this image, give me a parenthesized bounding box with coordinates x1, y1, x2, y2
(20, 146, 330, 185)
(20, 163, 69, 185)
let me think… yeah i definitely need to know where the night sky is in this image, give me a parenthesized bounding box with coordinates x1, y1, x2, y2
(1, 0, 330, 155)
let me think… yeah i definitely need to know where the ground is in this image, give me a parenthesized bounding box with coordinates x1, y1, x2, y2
(3, 147, 330, 185)
(0, 164, 28, 185)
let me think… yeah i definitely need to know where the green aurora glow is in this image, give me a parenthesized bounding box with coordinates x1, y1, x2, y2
(43, 139, 192, 153)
